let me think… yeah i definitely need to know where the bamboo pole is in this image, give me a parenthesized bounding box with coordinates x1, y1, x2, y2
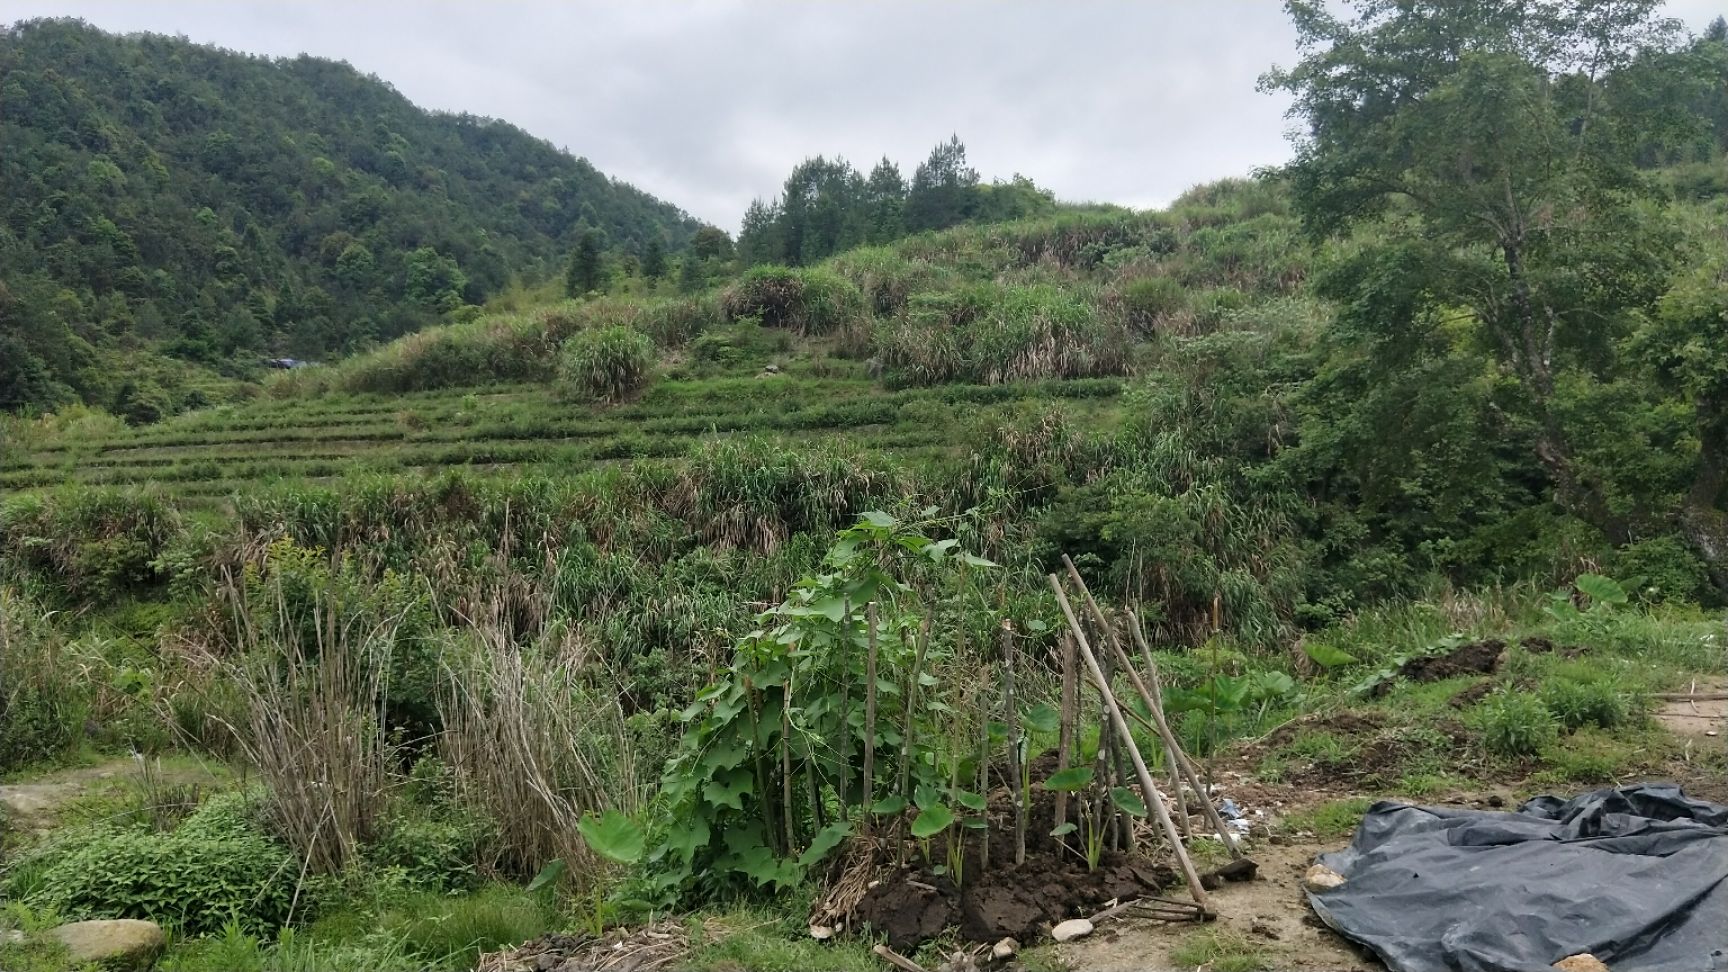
(898, 618, 932, 801)
(1055, 629, 1079, 832)
(1049, 574, 1209, 908)
(836, 598, 852, 822)
(1122, 609, 1242, 858)
(1001, 619, 1026, 865)
(861, 602, 880, 831)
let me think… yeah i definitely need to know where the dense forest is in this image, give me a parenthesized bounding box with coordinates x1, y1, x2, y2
(0, 18, 698, 415)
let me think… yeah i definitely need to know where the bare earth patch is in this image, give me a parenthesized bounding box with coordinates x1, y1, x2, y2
(1055, 837, 1381, 972)
(1655, 679, 1727, 742)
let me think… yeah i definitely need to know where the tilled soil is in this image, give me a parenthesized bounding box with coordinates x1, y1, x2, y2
(1392, 638, 1505, 684)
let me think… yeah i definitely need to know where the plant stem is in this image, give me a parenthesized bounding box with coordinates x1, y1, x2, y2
(1001, 619, 1025, 866)
(1055, 628, 1078, 833)
(861, 601, 879, 833)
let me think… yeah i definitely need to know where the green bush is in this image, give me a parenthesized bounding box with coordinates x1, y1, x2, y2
(0, 592, 91, 768)
(1541, 678, 1633, 731)
(721, 266, 865, 336)
(1474, 691, 1560, 758)
(365, 812, 487, 892)
(1116, 275, 1188, 332)
(1611, 536, 1712, 604)
(558, 326, 655, 402)
(32, 824, 295, 935)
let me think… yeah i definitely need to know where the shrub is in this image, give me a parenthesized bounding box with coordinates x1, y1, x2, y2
(366, 813, 488, 892)
(1541, 678, 1633, 731)
(1115, 275, 1188, 333)
(558, 326, 655, 403)
(32, 826, 295, 935)
(0, 488, 183, 602)
(1611, 536, 1712, 604)
(721, 266, 865, 336)
(1474, 691, 1560, 758)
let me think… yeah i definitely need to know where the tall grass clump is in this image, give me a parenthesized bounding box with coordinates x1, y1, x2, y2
(558, 326, 655, 403)
(829, 246, 943, 316)
(437, 628, 640, 886)
(721, 265, 866, 337)
(0, 487, 184, 602)
(0, 590, 91, 768)
(875, 284, 1130, 386)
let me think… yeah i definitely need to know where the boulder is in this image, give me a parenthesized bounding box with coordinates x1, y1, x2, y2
(49, 919, 166, 970)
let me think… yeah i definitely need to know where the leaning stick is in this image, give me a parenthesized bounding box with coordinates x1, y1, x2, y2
(861, 602, 880, 831)
(1120, 609, 1241, 858)
(836, 599, 852, 822)
(1049, 575, 1209, 908)
(898, 618, 932, 801)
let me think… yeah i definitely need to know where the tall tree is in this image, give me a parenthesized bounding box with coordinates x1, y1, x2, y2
(642, 239, 667, 281)
(565, 230, 606, 297)
(904, 135, 979, 233)
(1264, 0, 1724, 586)
(863, 157, 907, 244)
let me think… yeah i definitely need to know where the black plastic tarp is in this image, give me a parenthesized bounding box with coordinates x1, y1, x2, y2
(1307, 783, 1728, 972)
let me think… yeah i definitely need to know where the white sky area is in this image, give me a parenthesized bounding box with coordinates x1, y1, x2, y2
(8, 1, 1725, 229)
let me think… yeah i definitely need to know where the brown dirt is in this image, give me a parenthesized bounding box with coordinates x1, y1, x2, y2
(1252, 711, 1474, 789)
(1655, 679, 1728, 741)
(1055, 837, 1383, 972)
(1448, 680, 1495, 708)
(1386, 638, 1505, 687)
(1520, 636, 1590, 658)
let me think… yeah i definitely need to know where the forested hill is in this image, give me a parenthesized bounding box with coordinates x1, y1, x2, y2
(0, 17, 698, 414)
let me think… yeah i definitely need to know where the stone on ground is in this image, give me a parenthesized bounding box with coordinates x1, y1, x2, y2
(49, 919, 166, 969)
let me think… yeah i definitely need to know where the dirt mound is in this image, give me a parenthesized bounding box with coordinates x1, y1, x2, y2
(1377, 638, 1505, 691)
(1449, 681, 1495, 708)
(855, 854, 1173, 950)
(1521, 636, 1589, 658)
(1264, 712, 1386, 749)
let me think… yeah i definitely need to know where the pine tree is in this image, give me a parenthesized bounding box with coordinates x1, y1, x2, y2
(565, 230, 605, 297)
(905, 136, 979, 233)
(863, 157, 907, 244)
(642, 239, 667, 280)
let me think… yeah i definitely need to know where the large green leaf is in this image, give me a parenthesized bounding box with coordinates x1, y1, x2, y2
(702, 767, 754, 812)
(797, 822, 854, 868)
(1041, 766, 1095, 792)
(1575, 573, 1628, 606)
(526, 858, 566, 891)
(910, 804, 955, 839)
(871, 794, 909, 816)
(1303, 642, 1359, 669)
(1110, 787, 1148, 818)
(577, 810, 645, 865)
(954, 790, 987, 812)
(1022, 703, 1061, 734)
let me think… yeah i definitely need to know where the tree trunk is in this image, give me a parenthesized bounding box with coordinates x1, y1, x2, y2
(1502, 239, 1629, 545)
(1681, 393, 1728, 594)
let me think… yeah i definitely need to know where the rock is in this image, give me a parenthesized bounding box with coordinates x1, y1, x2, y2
(808, 924, 834, 941)
(1554, 955, 1610, 972)
(1303, 863, 1347, 893)
(1, 928, 24, 945)
(1051, 918, 1094, 943)
(991, 937, 1019, 961)
(49, 920, 166, 970)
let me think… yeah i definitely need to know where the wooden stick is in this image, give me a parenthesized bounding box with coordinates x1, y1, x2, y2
(1653, 692, 1728, 701)
(1060, 558, 1240, 858)
(872, 944, 929, 972)
(1049, 575, 1209, 908)
(1115, 610, 1241, 858)
(836, 598, 852, 823)
(1055, 629, 1078, 832)
(898, 618, 932, 801)
(781, 685, 798, 853)
(1001, 619, 1026, 865)
(858, 603, 880, 831)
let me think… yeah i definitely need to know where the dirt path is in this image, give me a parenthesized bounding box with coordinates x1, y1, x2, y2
(0, 756, 227, 834)
(1055, 839, 1381, 972)
(1654, 678, 1727, 743)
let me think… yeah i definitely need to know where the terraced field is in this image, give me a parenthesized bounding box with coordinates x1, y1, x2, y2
(2, 366, 1124, 501)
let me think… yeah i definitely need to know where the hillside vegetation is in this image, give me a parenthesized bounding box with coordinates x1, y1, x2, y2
(0, 18, 697, 415)
(3, 4, 1728, 972)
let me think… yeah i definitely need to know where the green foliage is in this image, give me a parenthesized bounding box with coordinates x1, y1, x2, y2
(1473, 691, 1560, 759)
(722, 266, 866, 337)
(1114, 275, 1188, 333)
(0, 591, 91, 768)
(0, 19, 695, 414)
(1169, 927, 1270, 972)
(1278, 797, 1372, 840)
(559, 327, 656, 403)
(380, 885, 553, 969)
(1540, 677, 1634, 731)
(28, 822, 295, 935)
(577, 810, 646, 865)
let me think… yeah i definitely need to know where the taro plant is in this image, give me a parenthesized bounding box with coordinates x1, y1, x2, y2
(648, 512, 996, 899)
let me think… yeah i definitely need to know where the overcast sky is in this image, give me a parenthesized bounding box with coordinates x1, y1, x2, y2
(9, 1, 1725, 230)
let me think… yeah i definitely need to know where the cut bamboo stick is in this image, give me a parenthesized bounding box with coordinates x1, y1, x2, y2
(1055, 629, 1078, 832)
(1049, 574, 1209, 908)
(861, 602, 880, 831)
(873, 944, 929, 972)
(1061, 557, 1242, 859)
(1001, 619, 1026, 865)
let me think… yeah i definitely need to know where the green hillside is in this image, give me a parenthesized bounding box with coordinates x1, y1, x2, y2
(0, 17, 697, 415)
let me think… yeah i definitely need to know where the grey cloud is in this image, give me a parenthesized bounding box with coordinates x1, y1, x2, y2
(8, 1, 1723, 229)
